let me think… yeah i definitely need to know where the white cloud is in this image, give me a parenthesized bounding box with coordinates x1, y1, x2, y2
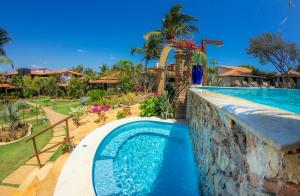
(76, 49, 87, 53)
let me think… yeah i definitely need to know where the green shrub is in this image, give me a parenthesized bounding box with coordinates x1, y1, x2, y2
(119, 93, 136, 106)
(88, 90, 106, 102)
(157, 93, 174, 119)
(116, 110, 126, 119)
(140, 93, 174, 119)
(69, 106, 85, 127)
(140, 96, 159, 117)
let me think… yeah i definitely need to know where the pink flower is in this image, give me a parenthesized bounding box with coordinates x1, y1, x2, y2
(100, 105, 110, 112)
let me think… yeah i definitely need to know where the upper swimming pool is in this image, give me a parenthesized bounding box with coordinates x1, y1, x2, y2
(202, 87, 300, 115)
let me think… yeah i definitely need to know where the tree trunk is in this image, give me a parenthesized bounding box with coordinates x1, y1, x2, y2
(144, 60, 149, 92)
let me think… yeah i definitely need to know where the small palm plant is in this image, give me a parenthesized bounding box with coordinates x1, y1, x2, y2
(1, 101, 27, 131)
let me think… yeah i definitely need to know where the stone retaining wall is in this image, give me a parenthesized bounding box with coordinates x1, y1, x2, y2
(186, 89, 300, 195)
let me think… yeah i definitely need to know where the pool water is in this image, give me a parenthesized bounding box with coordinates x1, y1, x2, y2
(92, 121, 199, 195)
(203, 87, 300, 115)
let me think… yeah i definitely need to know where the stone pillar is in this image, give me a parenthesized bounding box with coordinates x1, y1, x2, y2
(174, 51, 191, 119)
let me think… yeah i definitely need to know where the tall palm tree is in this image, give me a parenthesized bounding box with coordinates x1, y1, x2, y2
(147, 4, 199, 43)
(132, 34, 163, 91)
(0, 28, 13, 69)
(131, 34, 163, 73)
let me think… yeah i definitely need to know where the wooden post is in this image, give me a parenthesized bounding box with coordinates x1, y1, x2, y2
(36, 103, 39, 125)
(22, 111, 25, 123)
(65, 119, 72, 152)
(32, 138, 42, 168)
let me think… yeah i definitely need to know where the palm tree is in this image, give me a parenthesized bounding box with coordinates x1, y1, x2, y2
(131, 34, 163, 73)
(132, 35, 163, 91)
(0, 28, 13, 69)
(147, 4, 199, 43)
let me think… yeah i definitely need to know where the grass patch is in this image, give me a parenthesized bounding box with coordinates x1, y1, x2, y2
(52, 103, 81, 115)
(49, 146, 63, 162)
(0, 182, 20, 188)
(28, 97, 78, 107)
(0, 120, 52, 182)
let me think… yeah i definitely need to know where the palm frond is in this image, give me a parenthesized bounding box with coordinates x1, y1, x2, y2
(0, 56, 14, 69)
(131, 47, 145, 56)
(145, 31, 163, 40)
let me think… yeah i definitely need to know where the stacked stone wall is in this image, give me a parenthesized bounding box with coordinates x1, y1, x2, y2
(186, 90, 300, 195)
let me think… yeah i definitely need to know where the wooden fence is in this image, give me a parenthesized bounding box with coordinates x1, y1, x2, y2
(26, 116, 73, 168)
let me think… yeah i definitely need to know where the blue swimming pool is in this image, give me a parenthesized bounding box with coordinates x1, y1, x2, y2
(202, 87, 300, 115)
(92, 121, 199, 195)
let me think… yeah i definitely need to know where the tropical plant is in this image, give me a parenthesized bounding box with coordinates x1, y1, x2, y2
(140, 96, 159, 117)
(146, 4, 199, 43)
(140, 93, 174, 119)
(22, 76, 36, 97)
(0, 28, 13, 69)
(157, 92, 174, 119)
(114, 60, 144, 93)
(69, 106, 85, 127)
(118, 93, 136, 106)
(99, 64, 110, 76)
(207, 73, 221, 86)
(80, 97, 90, 106)
(116, 110, 126, 119)
(83, 67, 97, 79)
(41, 76, 60, 97)
(131, 34, 163, 90)
(1, 101, 27, 130)
(67, 76, 89, 99)
(71, 64, 84, 73)
(210, 58, 218, 66)
(192, 49, 206, 65)
(88, 89, 106, 102)
(247, 32, 300, 83)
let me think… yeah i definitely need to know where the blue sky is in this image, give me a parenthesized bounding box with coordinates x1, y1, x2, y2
(1, 0, 300, 72)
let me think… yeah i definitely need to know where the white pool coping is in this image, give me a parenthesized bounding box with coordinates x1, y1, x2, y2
(54, 117, 177, 196)
(190, 87, 300, 151)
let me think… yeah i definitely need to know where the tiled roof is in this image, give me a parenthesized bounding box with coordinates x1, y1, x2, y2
(4, 69, 84, 76)
(52, 70, 84, 76)
(89, 79, 119, 84)
(218, 66, 253, 77)
(276, 70, 300, 77)
(4, 72, 17, 76)
(0, 83, 16, 88)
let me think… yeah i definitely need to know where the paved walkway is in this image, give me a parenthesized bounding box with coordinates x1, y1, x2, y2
(0, 105, 72, 196)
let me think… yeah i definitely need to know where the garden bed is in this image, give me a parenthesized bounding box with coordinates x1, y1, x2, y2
(0, 124, 32, 145)
(0, 123, 32, 143)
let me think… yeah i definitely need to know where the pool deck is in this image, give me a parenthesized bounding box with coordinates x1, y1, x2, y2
(54, 117, 177, 196)
(190, 87, 300, 151)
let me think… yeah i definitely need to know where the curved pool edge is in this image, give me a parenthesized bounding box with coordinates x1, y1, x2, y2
(54, 117, 178, 196)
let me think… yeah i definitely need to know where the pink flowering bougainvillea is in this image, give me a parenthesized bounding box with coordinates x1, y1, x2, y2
(172, 38, 202, 54)
(90, 105, 110, 114)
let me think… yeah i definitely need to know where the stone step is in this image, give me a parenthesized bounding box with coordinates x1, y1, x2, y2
(26, 152, 53, 166)
(0, 185, 17, 196)
(18, 162, 53, 190)
(3, 165, 36, 185)
(93, 159, 121, 195)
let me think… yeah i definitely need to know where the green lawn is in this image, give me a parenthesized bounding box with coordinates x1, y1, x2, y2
(0, 120, 52, 182)
(28, 97, 78, 107)
(52, 102, 81, 115)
